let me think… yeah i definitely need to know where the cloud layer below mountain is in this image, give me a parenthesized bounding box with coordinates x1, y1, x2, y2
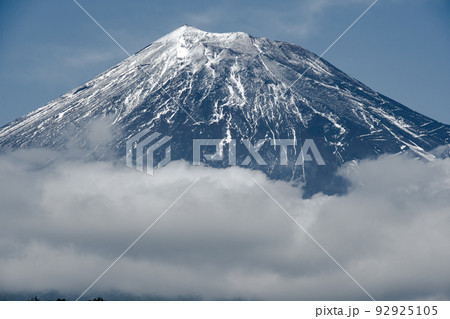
(0, 150, 449, 300)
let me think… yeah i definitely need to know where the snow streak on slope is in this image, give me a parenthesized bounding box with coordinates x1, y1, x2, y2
(0, 26, 449, 195)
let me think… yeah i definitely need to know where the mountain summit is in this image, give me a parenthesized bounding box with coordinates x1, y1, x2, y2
(1, 26, 449, 195)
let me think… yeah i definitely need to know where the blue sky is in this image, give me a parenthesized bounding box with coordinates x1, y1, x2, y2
(0, 0, 449, 126)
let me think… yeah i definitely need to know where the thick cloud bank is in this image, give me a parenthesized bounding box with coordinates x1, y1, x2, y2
(0, 150, 449, 300)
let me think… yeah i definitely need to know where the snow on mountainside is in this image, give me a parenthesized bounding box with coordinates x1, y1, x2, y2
(0, 25, 449, 196)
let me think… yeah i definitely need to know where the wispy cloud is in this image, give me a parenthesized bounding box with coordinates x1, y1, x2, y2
(182, 0, 376, 39)
(0, 150, 449, 300)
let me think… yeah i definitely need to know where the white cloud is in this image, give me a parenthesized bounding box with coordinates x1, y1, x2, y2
(0, 151, 449, 300)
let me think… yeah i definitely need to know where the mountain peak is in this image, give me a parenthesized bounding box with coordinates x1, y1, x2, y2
(156, 25, 208, 43)
(146, 25, 256, 63)
(178, 24, 205, 32)
(156, 25, 252, 45)
(172, 24, 207, 36)
(1, 27, 448, 196)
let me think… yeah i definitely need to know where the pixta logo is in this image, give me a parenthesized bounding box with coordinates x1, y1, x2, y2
(126, 130, 325, 175)
(126, 128, 172, 175)
(193, 138, 325, 166)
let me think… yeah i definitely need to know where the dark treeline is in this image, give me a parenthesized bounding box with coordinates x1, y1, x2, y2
(28, 296, 104, 301)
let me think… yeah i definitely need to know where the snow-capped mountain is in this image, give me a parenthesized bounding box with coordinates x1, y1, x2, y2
(0, 26, 449, 195)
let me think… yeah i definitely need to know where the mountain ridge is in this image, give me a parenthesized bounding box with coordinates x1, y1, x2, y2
(1, 26, 449, 196)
